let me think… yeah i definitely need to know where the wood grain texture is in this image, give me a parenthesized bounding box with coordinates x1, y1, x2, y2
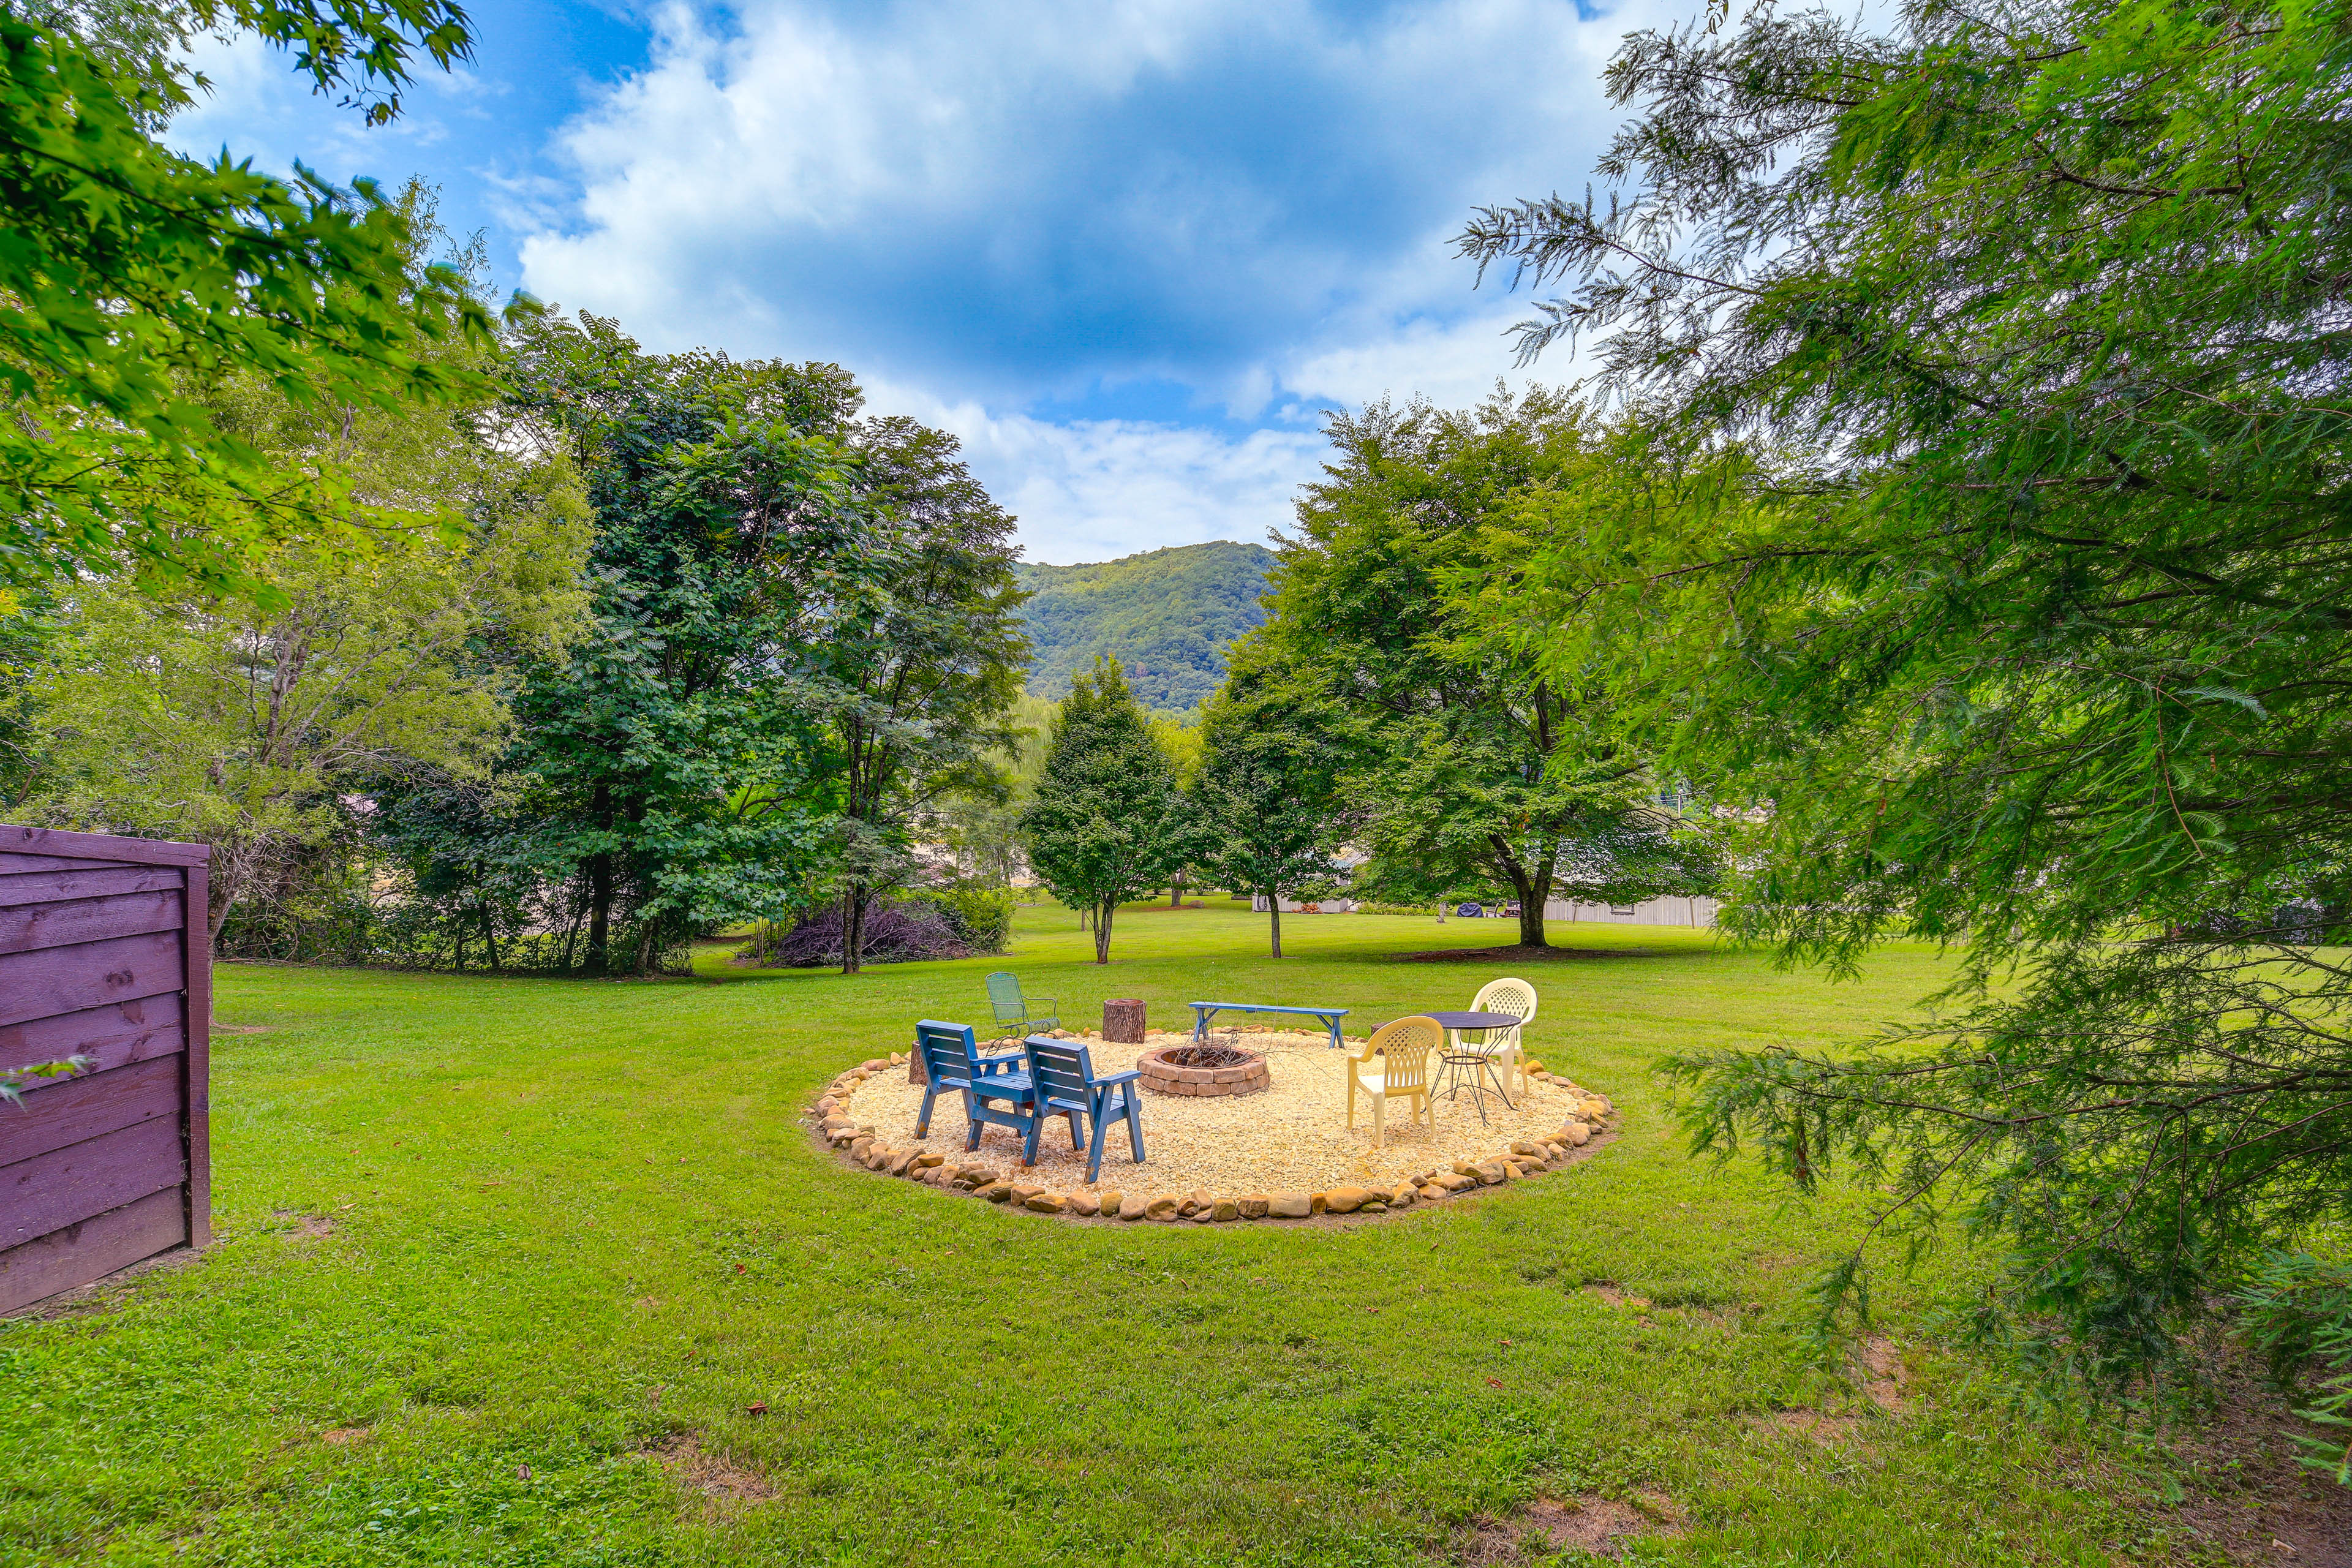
(0, 1117, 183, 1248)
(0, 993, 186, 1088)
(0, 825, 209, 867)
(0, 854, 134, 875)
(0, 866, 185, 905)
(0, 824, 209, 1293)
(0, 929, 186, 1030)
(181, 862, 210, 1248)
(0, 1188, 186, 1316)
(0, 889, 184, 956)
(0, 1056, 181, 1167)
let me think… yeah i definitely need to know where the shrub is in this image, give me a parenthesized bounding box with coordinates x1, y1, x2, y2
(908, 882, 1012, 954)
(748, 902, 973, 968)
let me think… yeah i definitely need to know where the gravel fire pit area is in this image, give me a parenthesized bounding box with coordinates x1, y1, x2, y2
(807, 1028, 1615, 1221)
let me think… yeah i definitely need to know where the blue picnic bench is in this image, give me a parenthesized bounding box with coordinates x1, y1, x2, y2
(1187, 1000, 1351, 1051)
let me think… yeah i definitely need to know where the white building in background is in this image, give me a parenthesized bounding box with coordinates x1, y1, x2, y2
(1250, 892, 1717, 927)
(1545, 894, 1717, 928)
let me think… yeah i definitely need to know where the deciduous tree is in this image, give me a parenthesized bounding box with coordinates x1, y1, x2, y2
(1020, 658, 1190, 963)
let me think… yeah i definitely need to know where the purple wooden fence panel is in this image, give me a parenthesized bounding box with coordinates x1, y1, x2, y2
(0, 825, 209, 1314)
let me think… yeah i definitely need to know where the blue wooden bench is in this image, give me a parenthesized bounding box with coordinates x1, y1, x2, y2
(1186, 1000, 1351, 1051)
(913, 1019, 1062, 1164)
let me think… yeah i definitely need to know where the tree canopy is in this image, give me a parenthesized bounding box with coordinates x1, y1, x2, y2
(1193, 631, 1349, 957)
(1461, 0, 2352, 1382)
(1019, 657, 1191, 964)
(0, 0, 493, 600)
(1264, 389, 1713, 948)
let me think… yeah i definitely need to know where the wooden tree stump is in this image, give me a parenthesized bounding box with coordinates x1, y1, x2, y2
(1104, 998, 1147, 1044)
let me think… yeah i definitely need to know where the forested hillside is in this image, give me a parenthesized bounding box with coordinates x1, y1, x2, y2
(1016, 540, 1273, 713)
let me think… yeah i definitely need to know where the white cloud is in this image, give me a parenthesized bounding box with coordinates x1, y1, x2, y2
(869, 380, 1326, 564)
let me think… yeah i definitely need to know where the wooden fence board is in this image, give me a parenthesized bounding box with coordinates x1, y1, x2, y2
(0, 889, 184, 956)
(2, 1117, 183, 1248)
(0, 825, 207, 865)
(182, 861, 210, 1248)
(0, 866, 185, 904)
(0, 1057, 181, 1167)
(0, 1189, 186, 1316)
(0, 993, 186, 1087)
(0, 929, 185, 1030)
(0, 854, 136, 875)
(1, 829, 208, 1311)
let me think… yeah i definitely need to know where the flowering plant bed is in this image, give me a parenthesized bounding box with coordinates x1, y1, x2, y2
(808, 1027, 1615, 1222)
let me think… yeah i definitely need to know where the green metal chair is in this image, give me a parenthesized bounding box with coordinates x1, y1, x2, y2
(985, 971, 1058, 1036)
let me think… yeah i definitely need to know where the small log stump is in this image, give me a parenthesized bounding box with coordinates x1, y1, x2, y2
(1103, 998, 1147, 1044)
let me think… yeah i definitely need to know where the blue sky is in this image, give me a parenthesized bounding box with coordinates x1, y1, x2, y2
(171, 0, 1676, 562)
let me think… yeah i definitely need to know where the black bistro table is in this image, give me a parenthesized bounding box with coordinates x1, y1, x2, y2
(1423, 1009, 1525, 1125)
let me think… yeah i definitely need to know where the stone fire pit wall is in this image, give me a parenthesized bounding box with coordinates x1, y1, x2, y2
(1137, 1044, 1270, 1098)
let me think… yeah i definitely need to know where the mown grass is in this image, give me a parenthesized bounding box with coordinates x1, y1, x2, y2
(0, 902, 2218, 1565)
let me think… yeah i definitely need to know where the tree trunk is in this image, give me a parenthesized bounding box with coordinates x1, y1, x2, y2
(1169, 872, 1184, 908)
(1518, 835, 1557, 948)
(1517, 895, 1547, 948)
(480, 904, 502, 971)
(585, 783, 613, 974)
(1493, 835, 1548, 949)
(1268, 895, 1283, 959)
(1094, 900, 1114, 963)
(840, 883, 867, 975)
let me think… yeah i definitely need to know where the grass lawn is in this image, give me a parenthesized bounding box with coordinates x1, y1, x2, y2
(0, 902, 2258, 1565)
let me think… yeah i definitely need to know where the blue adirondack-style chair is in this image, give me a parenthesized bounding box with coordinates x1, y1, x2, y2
(1023, 1035, 1147, 1183)
(985, 971, 1058, 1036)
(913, 1019, 1045, 1162)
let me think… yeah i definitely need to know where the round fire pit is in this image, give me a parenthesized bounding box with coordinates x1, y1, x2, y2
(1137, 1043, 1270, 1098)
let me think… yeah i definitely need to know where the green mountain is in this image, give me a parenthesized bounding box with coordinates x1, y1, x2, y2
(1016, 540, 1275, 714)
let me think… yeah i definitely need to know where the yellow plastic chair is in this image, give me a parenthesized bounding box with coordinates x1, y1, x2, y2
(1467, 978, 1539, 1097)
(1346, 1016, 1442, 1147)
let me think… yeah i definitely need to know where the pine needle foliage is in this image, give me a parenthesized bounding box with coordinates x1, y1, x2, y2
(1458, 0, 2352, 1382)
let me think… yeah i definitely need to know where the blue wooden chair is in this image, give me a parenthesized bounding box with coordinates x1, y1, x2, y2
(1022, 1035, 1146, 1183)
(913, 1020, 1045, 1163)
(985, 971, 1058, 1036)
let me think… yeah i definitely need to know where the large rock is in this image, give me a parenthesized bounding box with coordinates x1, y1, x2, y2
(1510, 1140, 1546, 1158)
(1323, 1186, 1371, 1215)
(1068, 1193, 1101, 1217)
(1009, 1182, 1046, 1203)
(1431, 1172, 1476, 1192)
(1474, 1161, 1508, 1186)
(1310, 1193, 1329, 1215)
(913, 1152, 945, 1169)
(1118, 1198, 1148, 1221)
(978, 1181, 1013, 1202)
(1561, 1123, 1591, 1147)
(850, 1137, 875, 1161)
(888, 1152, 918, 1177)
(1098, 1190, 1123, 1218)
(1385, 1182, 1416, 1207)
(1452, 1159, 1481, 1178)
(1211, 1199, 1240, 1221)
(1238, 1194, 1269, 1219)
(1268, 1192, 1312, 1218)
(1025, 1193, 1067, 1213)
(1146, 1194, 1180, 1221)
(1189, 1205, 1216, 1224)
